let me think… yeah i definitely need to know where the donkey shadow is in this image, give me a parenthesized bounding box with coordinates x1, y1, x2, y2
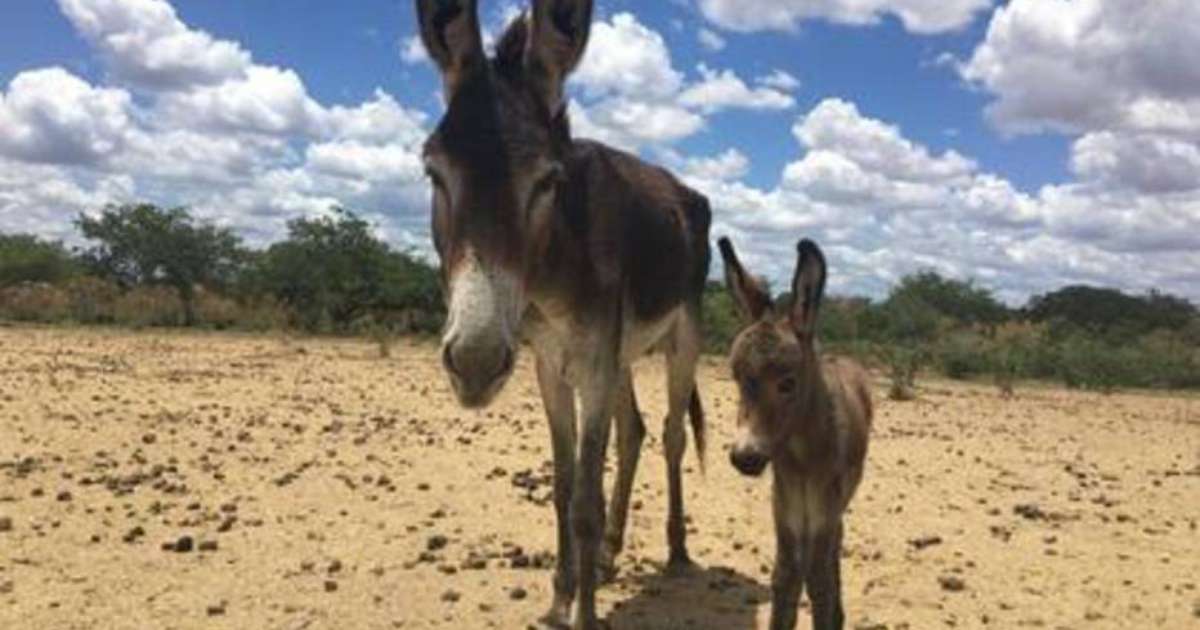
(606, 563, 769, 630)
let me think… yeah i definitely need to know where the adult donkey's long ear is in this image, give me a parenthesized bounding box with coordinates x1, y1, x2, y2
(526, 0, 593, 110)
(718, 237, 772, 323)
(789, 239, 827, 340)
(415, 0, 484, 100)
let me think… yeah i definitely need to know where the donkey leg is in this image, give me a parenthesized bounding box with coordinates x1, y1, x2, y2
(572, 362, 617, 630)
(769, 525, 804, 630)
(806, 524, 846, 630)
(663, 321, 700, 572)
(536, 357, 578, 628)
(600, 368, 645, 581)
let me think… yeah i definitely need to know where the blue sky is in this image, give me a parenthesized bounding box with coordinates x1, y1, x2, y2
(2, 1, 1199, 302)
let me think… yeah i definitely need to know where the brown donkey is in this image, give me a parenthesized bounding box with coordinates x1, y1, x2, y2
(414, 1, 710, 627)
(718, 237, 873, 630)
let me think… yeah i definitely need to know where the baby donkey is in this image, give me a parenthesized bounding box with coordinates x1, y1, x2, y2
(718, 237, 873, 630)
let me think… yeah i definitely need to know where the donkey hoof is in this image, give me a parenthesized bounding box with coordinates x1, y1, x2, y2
(538, 595, 573, 629)
(596, 553, 619, 584)
(665, 551, 697, 577)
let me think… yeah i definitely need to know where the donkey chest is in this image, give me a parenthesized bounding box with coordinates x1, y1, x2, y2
(521, 304, 680, 386)
(773, 473, 840, 538)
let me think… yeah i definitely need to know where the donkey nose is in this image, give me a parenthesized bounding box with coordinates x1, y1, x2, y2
(441, 337, 515, 406)
(730, 449, 769, 477)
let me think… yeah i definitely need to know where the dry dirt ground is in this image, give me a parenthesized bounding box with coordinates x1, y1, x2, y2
(0, 326, 1197, 630)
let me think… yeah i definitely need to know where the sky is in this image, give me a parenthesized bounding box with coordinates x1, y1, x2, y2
(1, 0, 1199, 304)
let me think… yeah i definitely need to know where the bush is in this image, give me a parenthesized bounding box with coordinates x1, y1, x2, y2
(935, 331, 991, 380)
(0, 283, 71, 322)
(112, 286, 185, 328)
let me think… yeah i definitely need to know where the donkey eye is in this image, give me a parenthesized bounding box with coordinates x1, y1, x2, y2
(777, 377, 797, 395)
(530, 168, 561, 201)
(424, 165, 447, 191)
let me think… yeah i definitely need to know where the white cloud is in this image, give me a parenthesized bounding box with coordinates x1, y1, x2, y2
(678, 64, 795, 114)
(569, 13, 792, 152)
(757, 69, 801, 92)
(697, 0, 991, 35)
(57, 0, 250, 91)
(681, 148, 751, 182)
(574, 13, 684, 100)
(1070, 131, 1200, 194)
(1, 0, 434, 250)
(400, 35, 427, 65)
(961, 0, 1200, 138)
(697, 28, 726, 52)
(793, 99, 975, 183)
(0, 67, 134, 166)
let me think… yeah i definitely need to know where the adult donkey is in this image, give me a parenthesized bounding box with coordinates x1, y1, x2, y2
(414, 1, 711, 627)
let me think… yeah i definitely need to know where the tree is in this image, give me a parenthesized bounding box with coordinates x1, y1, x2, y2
(1026, 285, 1197, 337)
(0, 233, 79, 287)
(889, 270, 1009, 327)
(76, 204, 244, 325)
(253, 207, 443, 331)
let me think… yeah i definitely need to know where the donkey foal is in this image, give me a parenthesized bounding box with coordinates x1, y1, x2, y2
(718, 237, 873, 630)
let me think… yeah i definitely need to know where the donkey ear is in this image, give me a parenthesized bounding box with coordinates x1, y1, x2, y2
(718, 237, 772, 322)
(526, 0, 593, 110)
(415, 0, 484, 100)
(789, 239, 827, 339)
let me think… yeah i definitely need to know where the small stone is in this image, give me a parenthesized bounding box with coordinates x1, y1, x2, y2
(198, 540, 218, 552)
(171, 536, 194, 553)
(938, 575, 966, 592)
(510, 587, 528, 601)
(441, 589, 461, 603)
(427, 535, 448, 551)
(56, 491, 72, 502)
(324, 580, 338, 593)
(142, 433, 157, 445)
(0, 580, 13, 595)
(123, 526, 145, 543)
(0, 517, 13, 533)
(206, 602, 226, 617)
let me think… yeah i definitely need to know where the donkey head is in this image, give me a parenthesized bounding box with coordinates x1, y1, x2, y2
(416, 0, 593, 408)
(718, 237, 828, 477)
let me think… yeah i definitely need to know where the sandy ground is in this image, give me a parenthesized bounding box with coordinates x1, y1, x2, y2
(0, 325, 1197, 630)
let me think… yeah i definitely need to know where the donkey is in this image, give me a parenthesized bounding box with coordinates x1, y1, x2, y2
(414, 1, 710, 627)
(717, 237, 873, 630)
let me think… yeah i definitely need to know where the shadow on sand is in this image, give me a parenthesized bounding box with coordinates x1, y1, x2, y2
(606, 563, 770, 630)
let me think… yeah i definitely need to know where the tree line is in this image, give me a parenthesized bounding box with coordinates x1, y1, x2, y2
(0, 203, 444, 335)
(3, 203, 1199, 392)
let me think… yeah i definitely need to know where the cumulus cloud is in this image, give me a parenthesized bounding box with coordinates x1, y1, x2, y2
(569, 13, 796, 152)
(0, 0, 433, 249)
(678, 64, 795, 114)
(0, 67, 134, 166)
(686, 97, 1200, 302)
(757, 69, 801, 92)
(57, 0, 250, 91)
(697, 0, 992, 35)
(960, 0, 1200, 138)
(697, 28, 726, 52)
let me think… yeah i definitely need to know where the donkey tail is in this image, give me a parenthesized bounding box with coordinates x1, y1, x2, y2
(689, 387, 707, 474)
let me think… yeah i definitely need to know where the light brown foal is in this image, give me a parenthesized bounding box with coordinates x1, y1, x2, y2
(719, 237, 873, 630)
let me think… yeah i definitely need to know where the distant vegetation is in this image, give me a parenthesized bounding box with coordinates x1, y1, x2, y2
(0, 203, 444, 336)
(3, 202, 1198, 393)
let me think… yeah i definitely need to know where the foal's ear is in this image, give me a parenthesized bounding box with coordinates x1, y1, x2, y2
(789, 239, 827, 340)
(415, 0, 484, 100)
(526, 0, 593, 110)
(718, 237, 772, 323)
